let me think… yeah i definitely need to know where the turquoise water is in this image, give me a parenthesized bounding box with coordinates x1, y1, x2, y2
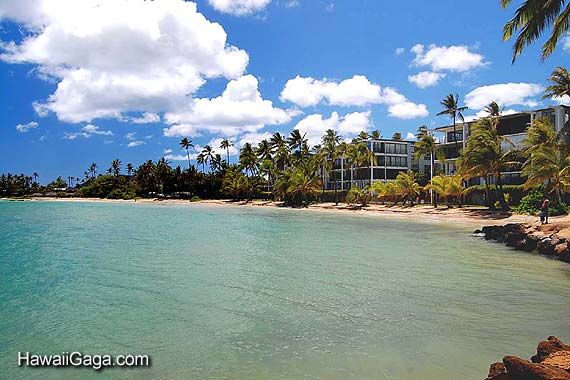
(0, 201, 568, 380)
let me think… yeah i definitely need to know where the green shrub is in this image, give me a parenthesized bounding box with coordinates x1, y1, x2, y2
(515, 187, 568, 216)
(190, 196, 202, 202)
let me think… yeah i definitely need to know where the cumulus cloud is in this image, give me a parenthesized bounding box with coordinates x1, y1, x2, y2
(405, 132, 415, 140)
(411, 44, 486, 72)
(0, 0, 249, 123)
(280, 75, 428, 119)
(16, 121, 38, 132)
(208, 0, 270, 15)
(64, 124, 113, 139)
(129, 112, 160, 124)
(394, 47, 405, 56)
(553, 95, 570, 105)
(465, 83, 543, 110)
(163, 75, 297, 137)
(293, 111, 372, 146)
(408, 71, 446, 88)
(127, 140, 145, 148)
(563, 33, 570, 52)
(463, 108, 519, 122)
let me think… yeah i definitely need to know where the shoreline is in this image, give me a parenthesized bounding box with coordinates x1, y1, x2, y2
(1, 196, 547, 227)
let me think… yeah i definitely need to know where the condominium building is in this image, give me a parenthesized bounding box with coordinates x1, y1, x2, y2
(435, 104, 570, 185)
(325, 138, 429, 190)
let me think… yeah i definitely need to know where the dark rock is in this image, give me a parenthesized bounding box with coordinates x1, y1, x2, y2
(474, 229, 483, 234)
(560, 251, 570, 264)
(532, 336, 570, 363)
(521, 235, 540, 252)
(554, 242, 569, 256)
(537, 238, 559, 256)
(483, 225, 504, 241)
(542, 351, 570, 372)
(485, 362, 510, 380)
(505, 232, 527, 247)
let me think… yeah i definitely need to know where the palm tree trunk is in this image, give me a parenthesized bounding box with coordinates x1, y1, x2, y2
(431, 151, 438, 208)
(495, 173, 510, 211)
(186, 149, 191, 171)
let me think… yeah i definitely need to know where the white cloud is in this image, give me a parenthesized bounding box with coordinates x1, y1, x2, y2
(394, 47, 405, 56)
(64, 124, 112, 139)
(563, 33, 570, 52)
(387, 102, 429, 119)
(465, 83, 543, 110)
(463, 108, 519, 122)
(16, 121, 38, 132)
(325, 2, 334, 12)
(411, 44, 486, 72)
(129, 112, 160, 124)
(125, 132, 136, 141)
(127, 140, 145, 148)
(237, 132, 273, 149)
(163, 75, 296, 137)
(280, 75, 428, 119)
(553, 95, 570, 105)
(408, 71, 446, 88)
(164, 154, 191, 161)
(405, 132, 415, 140)
(208, 0, 270, 15)
(0, 0, 249, 123)
(163, 149, 173, 154)
(293, 111, 372, 146)
(280, 75, 381, 107)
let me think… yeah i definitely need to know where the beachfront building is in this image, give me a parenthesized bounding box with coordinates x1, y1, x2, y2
(325, 138, 430, 190)
(435, 104, 570, 185)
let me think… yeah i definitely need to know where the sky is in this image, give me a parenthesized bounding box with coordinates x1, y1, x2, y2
(0, 0, 569, 182)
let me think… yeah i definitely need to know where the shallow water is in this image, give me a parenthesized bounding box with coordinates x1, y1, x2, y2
(0, 201, 568, 380)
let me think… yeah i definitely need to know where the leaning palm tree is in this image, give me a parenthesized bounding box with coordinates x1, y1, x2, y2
(414, 125, 444, 207)
(522, 144, 570, 204)
(542, 66, 570, 100)
(179, 138, 194, 170)
(437, 93, 468, 151)
(484, 101, 503, 117)
(219, 138, 233, 164)
(501, 0, 570, 62)
(394, 171, 422, 206)
(201, 145, 214, 172)
(425, 174, 464, 207)
(196, 153, 205, 173)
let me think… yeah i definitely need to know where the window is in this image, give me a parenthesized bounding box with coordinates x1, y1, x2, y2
(447, 131, 463, 142)
(385, 143, 407, 154)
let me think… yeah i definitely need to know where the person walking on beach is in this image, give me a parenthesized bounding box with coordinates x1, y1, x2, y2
(540, 198, 550, 224)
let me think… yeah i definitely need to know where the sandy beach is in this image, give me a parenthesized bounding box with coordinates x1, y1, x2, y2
(3, 196, 550, 227)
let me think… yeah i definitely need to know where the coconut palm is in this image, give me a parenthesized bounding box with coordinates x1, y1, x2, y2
(196, 153, 205, 173)
(270, 132, 290, 171)
(394, 171, 422, 206)
(111, 159, 121, 177)
(89, 162, 97, 178)
(347, 142, 376, 187)
(370, 181, 399, 204)
(239, 142, 259, 202)
(126, 163, 133, 176)
(357, 131, 369, 142)
(501, 0, 570, 62)
(414, 125, 444, 207)
(523, 117, 559, 153)
(201, 145, 214, 172)
(543, 66, 570, 100)
(484, 101, 503, 117)
(220, 138, 233, 164)
(321, 129, 342, 204)
(458, 117, 519, 211)
(437, 93, 468, 150)
(32, 172, 39, 183)
(286, 161, 322, 207)
(392, 132, 403, 141)
(370, 130, 381, 139)
(179, 138, 194, 170)
(425, 174, 464, 207)
(522, 144, 570, 204)
(287, 129, 308, 164)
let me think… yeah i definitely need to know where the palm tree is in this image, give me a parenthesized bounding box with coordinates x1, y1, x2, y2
(458, 117, 519, 211)
(484, 101, 503, 117)
(522, 144, 570, 204)
(239, 143, 259, 202)
(321, 129, 342, 204)
(201, 145, 214, 172)
(347, 142, 376, 188)
(543, 66, 570, 100)
(220, 138, 233, 164)
(425, 174, 464, 207)
(437, 93, 468, 151)
(32, 172, 39, 183)
(111, 159, 121, 177)
(179, 138, 194, 170)
(89, 162, 97, 178)
(501, 0, 570, 62)
(257, 139, 274, 190)
(196, 152, 205, 173)
(126, 163, 134, 176)
(392, 132, 403, 141)
(414, 125, 444, 207)
(370, 130, 381, 139)
(270, 132, 290, 171)
(394, 171, 422, 206)
(287, 161, 322, 207)
(287, 129, 308, 163)
(357, 131, 369, 142)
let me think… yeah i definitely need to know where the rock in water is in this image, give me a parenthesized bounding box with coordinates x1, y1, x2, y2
(532, 336, 570, 363)
(485, 362, 509, 380)
(542, 351, 570, 372)
(503, 355, 570, 380)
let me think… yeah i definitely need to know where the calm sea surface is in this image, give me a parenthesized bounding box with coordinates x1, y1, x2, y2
(0, 201, 568, 380)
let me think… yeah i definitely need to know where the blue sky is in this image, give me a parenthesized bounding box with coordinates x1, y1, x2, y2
(0, 0, 568, 181)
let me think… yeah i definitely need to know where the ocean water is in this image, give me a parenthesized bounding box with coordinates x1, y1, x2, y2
(0, 201, 568, 380)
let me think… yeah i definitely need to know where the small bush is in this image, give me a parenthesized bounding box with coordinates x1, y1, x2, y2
(190, 196, 202, 202)
(515, 187, 568, 216)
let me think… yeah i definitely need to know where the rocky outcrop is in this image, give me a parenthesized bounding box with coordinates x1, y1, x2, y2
(484, 337, 570, 380)
(478, 224, 570, 264)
